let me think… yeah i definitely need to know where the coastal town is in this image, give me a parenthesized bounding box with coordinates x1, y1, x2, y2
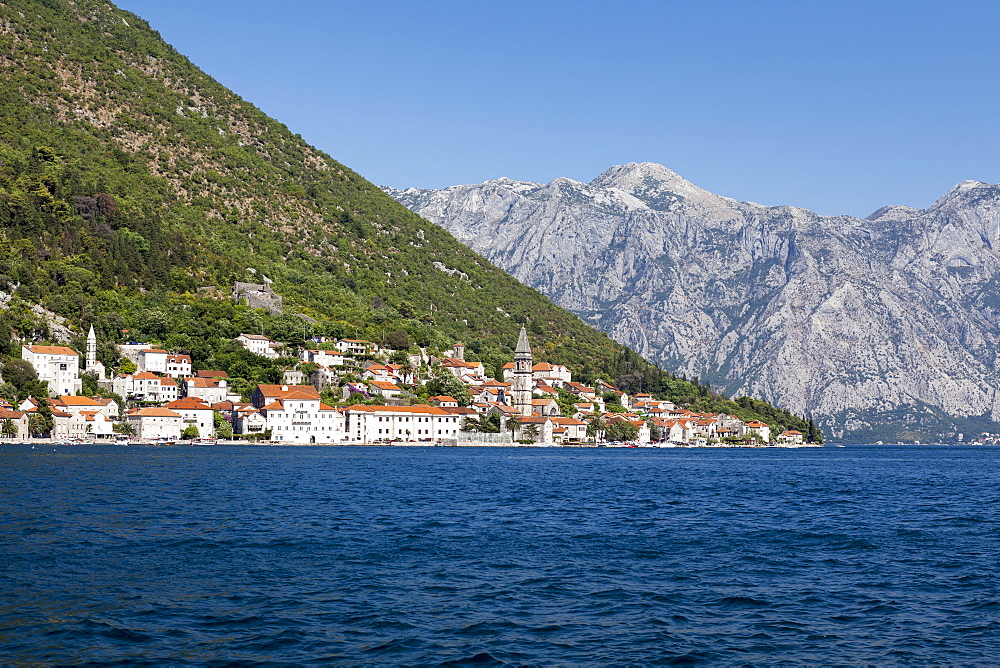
(0, 320, 814, 447)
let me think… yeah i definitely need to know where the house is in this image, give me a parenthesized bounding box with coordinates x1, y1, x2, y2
(342, 404, 463, 443)
(257, 390, 344, 444)
(91, 397, 120, 419)
(21, 344, 82, 396)
(441, 358, 485, 380)
(165, 397, 215, 438)
(137, 348, 168, 373)
(532, 362, 572, 384)
(512, 416, 555, 444)
(363, 363, 393, 382)
(300, 348, 346, 367)
(368, 380, 403, 399)
(252, 384, 320, 409)
(778, 430, 805, 445)
(334, 339, 372, 356)
(165, 354, 193, 378)
(428, 395, 459, 408)
(183, 377, 230, 405)
(0, 408, 29, 439)
(531, 397, 560, 416)
(234, 406, 268, 437)
(54, 395, 107, 417)
(551, 416, 588, 442)
(114, 372, 179, 403)
(78, 410, 114, 438)
(744, 420, 772, 443)
(125, 407, 183, 440)
(236, 333, 280, 359)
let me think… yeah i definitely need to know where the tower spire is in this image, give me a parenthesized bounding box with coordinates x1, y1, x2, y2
(512, 326, 533, 416)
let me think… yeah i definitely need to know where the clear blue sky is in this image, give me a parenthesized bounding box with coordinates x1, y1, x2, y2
(115, 0, 999, 217)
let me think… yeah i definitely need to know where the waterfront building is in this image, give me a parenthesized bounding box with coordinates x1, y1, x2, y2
(342, 404, 463, 443)
(125, 406, 183, 440)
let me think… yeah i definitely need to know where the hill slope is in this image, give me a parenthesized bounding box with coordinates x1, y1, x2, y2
(0, 0, 639, 377)
(386, 163, 1000, 442)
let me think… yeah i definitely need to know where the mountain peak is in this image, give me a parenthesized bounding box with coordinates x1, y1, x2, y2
(589, 162, 711, 204)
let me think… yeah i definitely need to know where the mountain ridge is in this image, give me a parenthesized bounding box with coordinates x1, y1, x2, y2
(384, 164, 1000, 442)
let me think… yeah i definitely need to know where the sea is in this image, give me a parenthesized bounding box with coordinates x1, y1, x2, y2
(2, 444, 999, 665)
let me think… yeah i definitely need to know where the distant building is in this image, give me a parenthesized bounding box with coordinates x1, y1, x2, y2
(232, 281, 283, 314)
(236, 334, 280, 359)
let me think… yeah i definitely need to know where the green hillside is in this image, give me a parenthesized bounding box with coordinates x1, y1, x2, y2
(0, 0, 817, 438)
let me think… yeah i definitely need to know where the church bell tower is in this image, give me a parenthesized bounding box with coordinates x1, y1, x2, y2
(512, 326, 533, 416)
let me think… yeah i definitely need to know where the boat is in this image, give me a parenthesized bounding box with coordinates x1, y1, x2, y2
(191, 437, 217, 446)
(114, 435, 130, 446)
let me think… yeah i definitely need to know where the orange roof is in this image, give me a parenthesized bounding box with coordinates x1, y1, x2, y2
(143, 349, 168, 354)
(60, 396, 103, 406)
(24, 345, 78, 356)
(187, 377, 223, 388)
(0, 408, 23, 419)
(344, 404, 450, 415)
(196, 370, 229, 378)
(746, 421, 767, 428)
(132, 372, 159, 379)
(256, 384, 320, 400)
(370, 381, 402, 391)
(552, 417, 586, 425)
(429, 396, 457, 402)
(129, 407, 181, 418)
(166, 397, 212, 410)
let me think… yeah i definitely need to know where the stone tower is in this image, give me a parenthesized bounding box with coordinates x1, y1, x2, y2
(512, 326, 533, 416)
(86, 325, 105, 380)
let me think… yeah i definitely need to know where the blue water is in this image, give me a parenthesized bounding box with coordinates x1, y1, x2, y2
(2, 445, 1000, 664)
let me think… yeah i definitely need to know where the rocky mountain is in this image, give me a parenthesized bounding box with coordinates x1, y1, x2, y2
(385, 163, 1000, 442)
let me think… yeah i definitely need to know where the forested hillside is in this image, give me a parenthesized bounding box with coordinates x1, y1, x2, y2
(0, 0, 816, 437)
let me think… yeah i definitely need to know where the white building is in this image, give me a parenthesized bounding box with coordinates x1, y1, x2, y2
(165, 354, 193, 378)
(237, 334, 280, 359)
(300, 349, 347, 367)
(165, 397, 215, 438)
(342, 404, 463, 444)
(126, 407, 182, 440)
(183, 377, 229, 405)
(137, 348, 168, 374)
(112, 372, 179, 403)
(255, 384, 344, 444)
(21, 344, 82, 396)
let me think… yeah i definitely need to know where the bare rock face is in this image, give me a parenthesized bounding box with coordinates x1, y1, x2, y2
(384, 164, 1000, 442)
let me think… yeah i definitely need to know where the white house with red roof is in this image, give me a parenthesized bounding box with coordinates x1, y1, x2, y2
(254, 384, 344, 444)
(300, 348, 346, 367)
(113, 372, 178, 403)
(334, 339, 373, 355)
(165, 354, 193, 378)
(342, 404, 463, 443)
(0, 408, 29, 440)
(183, 377, 230, 405)
(21, 344, 81, 396)
(236, 333, 280, 359)
(368, 380, 403, 399)
(126, 406, 183, 440)
(165, 397, 215, 438)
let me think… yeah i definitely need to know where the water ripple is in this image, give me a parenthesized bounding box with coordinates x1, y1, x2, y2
(2, 443, 1000, 663)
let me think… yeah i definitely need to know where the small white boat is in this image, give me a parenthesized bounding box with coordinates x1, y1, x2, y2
(114, 435, 130, 446)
